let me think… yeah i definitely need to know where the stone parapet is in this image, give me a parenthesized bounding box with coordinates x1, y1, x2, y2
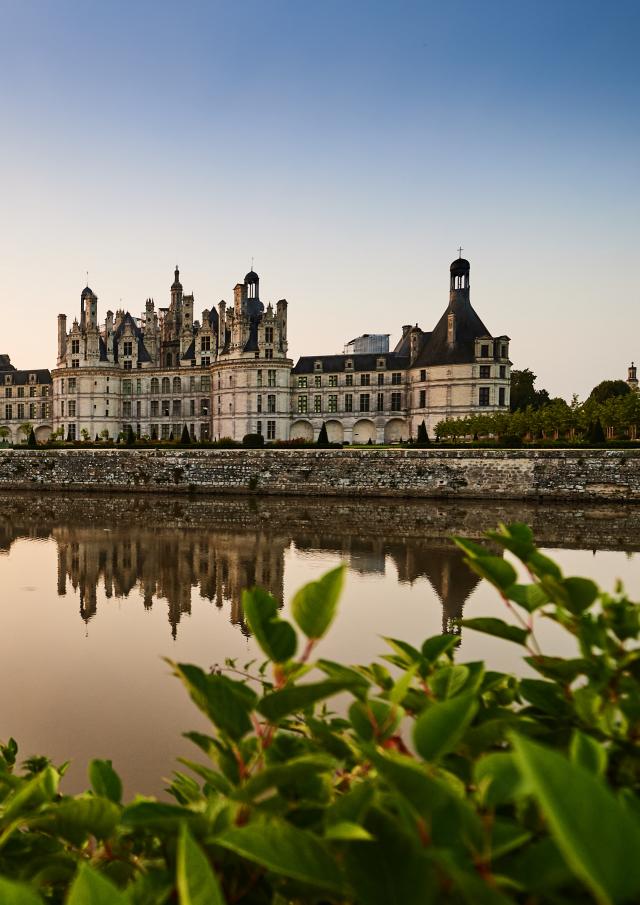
(0, 448, 639, 502)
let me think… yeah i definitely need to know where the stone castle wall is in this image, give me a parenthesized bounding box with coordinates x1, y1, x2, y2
(0, 448, 639, 502)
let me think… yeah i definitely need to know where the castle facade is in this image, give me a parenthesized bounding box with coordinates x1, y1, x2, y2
(50, 256, 509, 443)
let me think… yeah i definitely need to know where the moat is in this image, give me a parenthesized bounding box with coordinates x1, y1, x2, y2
(0, 492, 637, 797)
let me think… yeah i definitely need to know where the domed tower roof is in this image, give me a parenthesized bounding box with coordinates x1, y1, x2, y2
(450, 257, 470, 275)
(244, 269, 259, 284)
(171, 266, 182, 291)
(81, 285, 96, 299)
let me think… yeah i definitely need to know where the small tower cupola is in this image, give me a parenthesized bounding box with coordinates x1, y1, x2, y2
(628, 361, 638, 390)
(171, 266, 183, 308)
(245, 268, 259, 301)
(450, 254, 470, 292)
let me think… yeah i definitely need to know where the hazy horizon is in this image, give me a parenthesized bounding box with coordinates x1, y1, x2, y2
(1, 0, 638, 401)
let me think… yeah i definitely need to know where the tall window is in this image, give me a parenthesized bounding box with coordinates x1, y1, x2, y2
(328, 374, 338, 387)
(162, 400, 170, 416)
(71, 340, 80, 354)
(257, 370, 263, 387)
(201, 336, 211, 351)
(257, 395, 262, 413)
(345, 394, 353, 412)
(419, 389, 426, 407)
(265, 327, 273, 344)
(122, 401, 131, 418)
(479, 365, 491, 378)
(360, 373, 370, 386)
(5, 405, 12, 420)
(391, 392, 402, 411)
(314, 375, 322, 387)
(481, 344, 490, 358)
(267, 395, 276, 413)
(151, 378, 159, 394)
(123, 341, 133, 357)
(377, 392, 384, 411)
(391, 372, 401, 385)
(68, 378, 76, 391)
(479, 387, 490, 406)
(314, 395, 321, 413)
(123, 380, 132, 395)
(377, 373, 384, 386)
(172, 400, 181, 416)
(345, 374, 353, 387)
(328, 395, 337, 413)
(150, 401, 159, 417)
(268, 370, 276, 387)
(297, 375, 307, 388)
(297, 396, 308, 413)
(499, 387, 506, 406)
(420, 369, 426, 381)
(499, 365, 506, 379)
(161, 377, 170, 393)
(267, 420, 276, 440)
(359, 393, 370, 412)
(201, 375, 211, 392)
(173, 377, 181, 393)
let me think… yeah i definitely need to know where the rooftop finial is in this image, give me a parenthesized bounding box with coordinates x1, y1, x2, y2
(457, 246, 463, 259)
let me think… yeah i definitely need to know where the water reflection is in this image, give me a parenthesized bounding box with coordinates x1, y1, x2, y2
(2, 492, 638, 640)
(0, 492, 637, 797)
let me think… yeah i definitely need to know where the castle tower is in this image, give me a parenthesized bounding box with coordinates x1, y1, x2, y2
(170, 266, 183, 309)
(628, 362, 638, 391)
(80, 286, 98, 331)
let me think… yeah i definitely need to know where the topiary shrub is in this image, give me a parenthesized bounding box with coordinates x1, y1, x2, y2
(243, 433, 265, 448)
(1, 524, 640, 903)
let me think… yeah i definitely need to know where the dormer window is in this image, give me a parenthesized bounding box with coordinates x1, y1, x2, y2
(4, 375, 11, 385)
(123, 341, 133, 357)
(345, 359, 353, 370)
(377, 358, 385, 369)
(29, 373, 36, 384)
(480, 344, 490, 358)
(314, 360, 323, 371)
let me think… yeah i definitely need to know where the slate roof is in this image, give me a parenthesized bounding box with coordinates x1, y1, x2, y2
(112, 313, 151, 363)
(181, 340, 195, 361)
(413, 297, 492, 367)
(2, 368, 52, 385)
(292, 352, 409, 374)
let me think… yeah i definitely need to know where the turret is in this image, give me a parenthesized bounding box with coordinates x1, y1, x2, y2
(81, 286, 98, 331)
(628, 362, 638, 391)
(171, 266, 183, 308)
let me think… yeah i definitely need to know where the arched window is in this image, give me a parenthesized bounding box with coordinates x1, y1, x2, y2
(150, 378, 159, 394)
(161, 377, 170, 394)
(173, 376, 181, 393)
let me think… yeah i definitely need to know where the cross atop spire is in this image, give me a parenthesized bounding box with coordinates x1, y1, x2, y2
(457, 246, 463, 259)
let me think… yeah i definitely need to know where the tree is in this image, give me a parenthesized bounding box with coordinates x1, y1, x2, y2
(416, 420, 429, 445)
(180, 424, 191, 444)
(0, 426, 9, 444)
(510, 369, 550, 412)
(80, 428, 90, 442)
(66, 426, 73, 442)
(587, 418, 606, 443)
(588, 379, 631, 404)
(18, 422, 33, 444)
(317, 422, 329, 445)
(27, 428, 37, 447)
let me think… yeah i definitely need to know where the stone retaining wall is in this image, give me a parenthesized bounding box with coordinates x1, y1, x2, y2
(0, 448, 639, 502)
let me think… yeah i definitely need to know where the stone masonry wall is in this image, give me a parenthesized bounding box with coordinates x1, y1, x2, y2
(0, 448, 639, 502)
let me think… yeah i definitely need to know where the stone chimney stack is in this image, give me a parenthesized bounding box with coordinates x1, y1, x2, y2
(57, 314, 67, 364)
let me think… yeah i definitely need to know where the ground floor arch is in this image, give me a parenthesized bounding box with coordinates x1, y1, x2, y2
(352, 419, 376, 444)
(325, 420, 344, 443)
(383, 418, 409, 443)
(35, 425, 52, 444)
(290, 419, 314, 441)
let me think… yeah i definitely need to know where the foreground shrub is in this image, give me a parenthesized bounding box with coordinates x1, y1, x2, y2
(1, 524, 640, 903)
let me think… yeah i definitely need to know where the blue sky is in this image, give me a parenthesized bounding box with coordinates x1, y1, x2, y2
(1, 0, 638, 398)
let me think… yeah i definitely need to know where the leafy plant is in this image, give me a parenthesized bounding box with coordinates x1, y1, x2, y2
(1, 524, 639, 903)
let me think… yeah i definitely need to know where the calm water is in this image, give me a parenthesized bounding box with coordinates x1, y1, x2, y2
(0, 492, 638, 797)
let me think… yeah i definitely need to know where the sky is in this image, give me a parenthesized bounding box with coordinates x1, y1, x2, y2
(1, 0, 638, 400)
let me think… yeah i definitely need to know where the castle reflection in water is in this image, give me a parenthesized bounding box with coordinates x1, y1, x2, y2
(3, 493, 637, 640)
(53, 528, 477, 638)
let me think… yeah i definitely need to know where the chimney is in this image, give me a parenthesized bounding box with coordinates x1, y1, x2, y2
(57, 314, 67, 364)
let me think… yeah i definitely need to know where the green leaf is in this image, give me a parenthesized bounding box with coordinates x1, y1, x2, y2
(527, 551, 562, 580)
(171, 664, 256, 740)
(0, 876, 44, 905)
(122, 800, 204, 832)
(258, 678, 357, 723)
(388, 663, 418, 705)
(461, 617, 529, 646)
(1, 765, 59, 823)
(570, 730, 607, 777)
(216, 817, 344, 893)
(177, 823, 226, 905)
(519, 679, 572, 717)
(349, 699, 403, 742)
(512, 733, 640, 905)
(454, 544, 518, 592)
(421, 634, 459, 662)
(242, 755, 335, 798)
(291, 565, 345, 640)
(508, 582, 549, 612)
(242, 587, 297, 663)
(429, 665, 470, 699)
(474, 752, 526, 807)
(562, 577, 599, 614)
(67, 863, 129, 905)
(324, 821, 374, 841)
(414, 692, 478, 761)
(88, 759, 123, 804)
(30, 796, 120, 843)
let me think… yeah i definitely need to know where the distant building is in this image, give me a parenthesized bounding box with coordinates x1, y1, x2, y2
(291, 256, 511, 441)
(343, 334, 390, 355)
(627, 363, 638, 392)
(0, 355, 52, 443)
(53, 268, 291, 442)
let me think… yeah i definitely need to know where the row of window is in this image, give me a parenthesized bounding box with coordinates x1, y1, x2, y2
(60, 399, 211, 418)
(297, 392, 403, 414)
(256, 394, 277, 414)
(479, 387, 507, 407)
(256, 420, 277, 440)
(3, 404, 49, 421)
(3, 385, 49, 398)
(297, 372, 403, 389)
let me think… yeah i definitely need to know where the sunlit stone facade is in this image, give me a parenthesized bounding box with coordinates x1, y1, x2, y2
(52, 269, 291, 442)
(51, 257, 508, 443)
(0, 355, 52, 443)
